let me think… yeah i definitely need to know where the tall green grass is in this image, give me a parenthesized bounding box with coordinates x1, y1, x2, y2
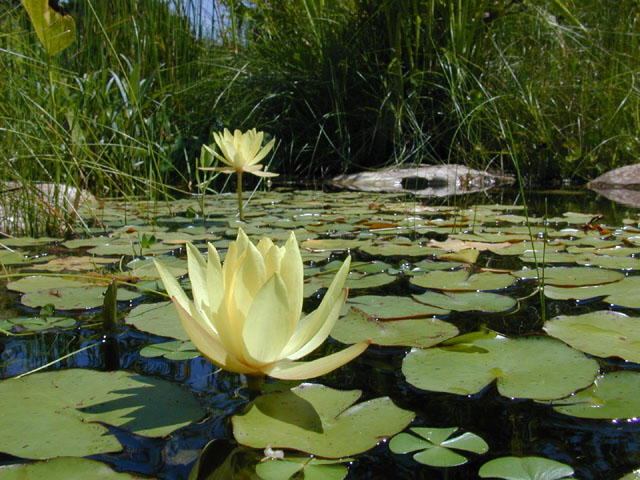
(2, 0, 639, 236)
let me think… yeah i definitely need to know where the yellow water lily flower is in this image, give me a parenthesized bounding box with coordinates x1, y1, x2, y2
(153, 229, 369, 380)
(202, 128, 278, 177)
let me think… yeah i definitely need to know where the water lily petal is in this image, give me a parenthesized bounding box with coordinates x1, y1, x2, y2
(173, 299, 256, 374)
(186, 243, 208, 313)
(247, 169, 279, 178)
(206, 243, 224, 312)
(280, 231, 304, 332)
(249, 138, 276, 165)
(282, 257, 351, 359)
(242, 274, 291, 365)
(153, 259, 191, 313)
(264, 340, 370, 380)
(202, 143, 231, 167)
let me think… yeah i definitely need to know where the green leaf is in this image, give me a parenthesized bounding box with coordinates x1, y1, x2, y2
(513, 267, 624, 286)
(126, 301, 189, 341)
(413, 291, 517, 313)
(21, 0, 76, 55)
(410, 269, 516, 291)
(0, 457, 140, 479)
(402, 335, 598, 400)
(232, 383, 415, 458)
(478, 456, 574, 479)
(544, 311, 640, 362)
(330, 306, 457, 347)
(0, 369, 205, 459)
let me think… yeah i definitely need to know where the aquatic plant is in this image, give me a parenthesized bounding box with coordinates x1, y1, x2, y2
(201, 128, 278, 221)
(154, 228, 369, 389)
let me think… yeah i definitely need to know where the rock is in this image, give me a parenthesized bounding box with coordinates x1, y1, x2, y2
(587, 164, 640, 207)
(330, 164, 514, 196)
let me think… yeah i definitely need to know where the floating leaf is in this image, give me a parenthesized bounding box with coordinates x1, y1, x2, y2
(24, 256, 115, 272)
(21, 285, 140, 310)
(402, 335, 598, 400)
(545, 276, 640, 308)
(345, 295, 449, 319)
(0, 369, 205, 459)
(139, 340, 200, 360)
(413, 291, 517, 313)
(232, 383, 414, 458)
(0, 315, 74, 332)
(513, 267, 623, 286)
(256, 457, 349, 480)
(544, 311, 640, 362)
(478, 456, 574, 479)
(126, 301, 188, 340)
(409, 270, 516, 291)
(330, 306, 457, 347)
(0, 457, 140, 479)
(389, 427, 488, 467)
(548, 371, 640, 419)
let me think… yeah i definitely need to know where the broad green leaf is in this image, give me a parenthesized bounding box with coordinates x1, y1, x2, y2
(330, 306, 457, 347)
(413, 291, 517, 313)
(126, 301, 188, 340)
(478, 456, 574, 479)
(21, 0, 76, 55)
(21, 285, 140, 310)
(232, 383, 414, 458)
(0, 369, 205, 459)
(345, 295, 449, 319)
(0, 315, 74, 332)
(256, 457, 349, 480)
(513, 267, 623, 286)
(0, 457, 139, 479)
(402, 335, 598, 400)
(139, 340, 200, 360)
(545, 276, 640, 308)
(544, 311, 640, 362)
(409, 269, 516, 291)
(549, 371, 640, 419)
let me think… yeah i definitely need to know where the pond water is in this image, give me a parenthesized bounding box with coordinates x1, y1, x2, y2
(1, 187, 640, 479)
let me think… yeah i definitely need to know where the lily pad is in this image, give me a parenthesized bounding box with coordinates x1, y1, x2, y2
(0, 457, 140, 479)
(389, 427, 488, 467)
(0, 315, 75, 332)
(139, 340, 200, 360)
(513, 267, 624, 286)
(544, 311, 640, 362)
(21, 285, 141, 310)
(345, 295, 449, 319)
(402, 334, 598, 400)
(330, 306, 458, 347)
(409, 270, 516, 291)
(232, 383, 414, 458)
(125, 301, 188, 340)
(256, 457, 349, 480)
(478, 456, 574, 479)
(549, 371, 640, 419)
(0, 369, 205, 459)
(24, 256, 115, 272)
(413, 291, 517, 313)
(544, 276, 640, 308)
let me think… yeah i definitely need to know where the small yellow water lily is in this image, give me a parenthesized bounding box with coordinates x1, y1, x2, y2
(200, 128, 278, 221)
(202, 128, 278, 177)
(153, 229, 369, 380)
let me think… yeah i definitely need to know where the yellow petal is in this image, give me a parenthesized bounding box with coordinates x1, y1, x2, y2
(280, 231, 304, 332)
(206, 243, 224, 312)
(249, 138, 276, 165)
(264, 340, 370, 380)
(247, 169, 279, 178)
(153, 258, 191, 313)
(173, 299, 256, 374)
(186, 243, 209, 313)
(241, 274, 291, 365)
(281, 257, 350, 359)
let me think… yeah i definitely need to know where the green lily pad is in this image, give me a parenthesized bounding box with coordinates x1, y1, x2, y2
(0, 369, 205, 459)
(0, 315, 75, 332)
(21, 285, 141, 310)
(549, 371, 640, 419)
(577, 254, 640, 270)
(544, 276, 640, 308)
(345, 295, 449, 319)
(544, 311, 640, 362)
(232, 383, 415, 458)
(519, 252, 587, 264)
(619, 469, 640, 480)
(413, 291, 517, 313)
(139, 340, 200, 360)
(330, 306, 458, 347)
(389, 427, 488, 467)
(402, 334, 598, 400)
(513, 267, 623, 286)
(256, 457, 349, 480)
(359, 242, 443, 258)
(24, 256, 116, 272)
(125, 301, 188, 340)
(409, 270, 516, 291)
(0, 457, 140, 479)
(478, 456, 574, 479)
(7, 276, 101, 293)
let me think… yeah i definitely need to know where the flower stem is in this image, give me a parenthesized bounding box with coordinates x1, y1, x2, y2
(237, 170, 244, 221)
(246, 373, 264, 399)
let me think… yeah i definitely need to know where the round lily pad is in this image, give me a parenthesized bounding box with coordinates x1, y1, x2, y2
(125, 301, 188, 340)
(544, 276, 640, 308)
(0, 369, 205, 459)
(330, 306, 458, 347)
(402, 334, 599, 400)
(256, 457, 349, 480)
(409, 270, 516, 291)
(232, 383, 415, 458)
(345, 295, 449, 319)
(478, 456, 574, 479)
(413, 291, 517, 313)
(139, 340, 200, 360)
(0, 315, 75, 332)
(513, 267, 624, 286)
(544, 311, 640, 362)
(0, 457, 140, 479)
(389, 427, 488, 467)
(549, 371, 640, 419)
(21, 285, 141, 310)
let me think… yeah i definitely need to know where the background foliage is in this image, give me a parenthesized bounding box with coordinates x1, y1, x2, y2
(2, 0, 639, 234)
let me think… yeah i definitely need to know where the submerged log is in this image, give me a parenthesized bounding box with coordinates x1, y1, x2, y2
(587, 164, 640, 207)
(330, 164, 514, 196)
